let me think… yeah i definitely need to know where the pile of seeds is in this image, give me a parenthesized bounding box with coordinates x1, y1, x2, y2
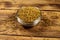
(18, 6, 40, 23)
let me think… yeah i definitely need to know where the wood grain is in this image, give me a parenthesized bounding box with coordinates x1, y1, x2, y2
(0, 35, 59, 40)
(0, 11, 60, 38)
(0, 0, 60, 4)
(0, 0, 60, 40)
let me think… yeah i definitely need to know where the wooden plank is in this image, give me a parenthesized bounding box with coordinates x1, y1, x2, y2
(0, 35, 59, 40)
(0, 11, 60, 38)
(0, 10, 17, 20)
(0, 0, 60, 40)
(0, 5, 60, 10)
(0, 0, 60, 4)
(0, 0, 60, 10)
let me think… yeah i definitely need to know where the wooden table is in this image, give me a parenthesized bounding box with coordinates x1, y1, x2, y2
(0, 0, 60, 40)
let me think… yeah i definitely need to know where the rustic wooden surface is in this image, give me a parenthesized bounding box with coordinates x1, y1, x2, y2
(0, 0, 60, 4)
(0, 0, 60, 40)
(0, 35, 60, 40)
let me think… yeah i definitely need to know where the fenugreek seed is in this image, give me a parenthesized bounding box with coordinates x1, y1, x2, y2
(18, 6, 40, 23)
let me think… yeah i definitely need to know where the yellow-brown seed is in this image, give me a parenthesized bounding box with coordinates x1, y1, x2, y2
(18, 6, 40, 23)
